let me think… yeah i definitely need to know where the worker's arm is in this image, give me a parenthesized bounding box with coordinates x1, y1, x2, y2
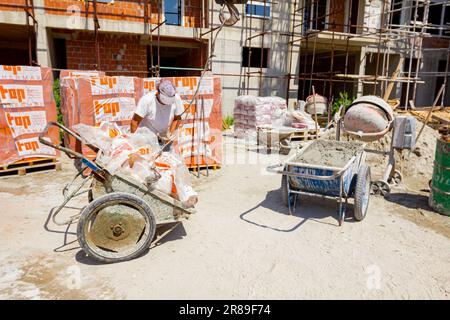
(130, 114, 143, 133)
(132, 94, 151, 133)
(169, 115, 182, 136)
(167, 95, 184, 138)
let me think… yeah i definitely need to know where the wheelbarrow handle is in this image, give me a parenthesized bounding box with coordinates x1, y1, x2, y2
(38, 121, 99, 167)
(266, 163, 285, 174)
(39, 121, 88, 159)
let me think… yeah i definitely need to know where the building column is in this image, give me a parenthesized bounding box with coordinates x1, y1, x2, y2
(34, 0, 51, 67)
(356, 47, 367, 97)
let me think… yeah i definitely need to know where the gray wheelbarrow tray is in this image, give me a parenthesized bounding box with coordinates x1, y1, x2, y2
(267, 140, 371, 226)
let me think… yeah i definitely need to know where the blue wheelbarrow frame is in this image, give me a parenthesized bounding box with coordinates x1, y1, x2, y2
(267, 140, 370, 226)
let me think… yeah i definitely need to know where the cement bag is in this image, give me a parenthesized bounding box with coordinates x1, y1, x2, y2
(72, 122, 121, 152)
(235, 95, 259, 107)
(119, 157, 158, 185)
(128, 127, 160, 159)
(102, 127, 160, 174)
(156, 151, 198, 207)
(255, 104, 275, 116)
(292, 110, 316, 129)
(258, 96, 287, 109)
(173, 161, 198, 207)
(305, 94, 328, 115)
(104, 137, 135, 173)
(154, 169, 174, 195)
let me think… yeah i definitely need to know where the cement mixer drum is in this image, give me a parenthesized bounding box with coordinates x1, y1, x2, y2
(342, 95, 394, 142)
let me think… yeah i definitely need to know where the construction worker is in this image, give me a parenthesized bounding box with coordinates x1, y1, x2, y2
(131, 79, 183, 151)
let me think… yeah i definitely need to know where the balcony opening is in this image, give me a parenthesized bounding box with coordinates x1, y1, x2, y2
(427, 2, 449, 36)
(349, 0, 359, 34)
(148, 39, 207, 77)
(390, 0, 402, 29)
(303, 0, 327, 32)
(0, 23, 35, 66)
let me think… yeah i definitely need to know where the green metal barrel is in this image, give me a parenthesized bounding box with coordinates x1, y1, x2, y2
(429, 138, 450, 215)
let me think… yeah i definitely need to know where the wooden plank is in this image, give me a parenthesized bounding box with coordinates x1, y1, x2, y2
(0, 160, 61, 178)
(0, 158, 57, 170)
(188, 164, 221, 171)
(383, 57, 404, 101)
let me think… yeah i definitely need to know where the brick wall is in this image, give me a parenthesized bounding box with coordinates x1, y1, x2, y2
(65, 31, 148, 77)
(184, 0, 204, 27)
(44, 0, 205, 27)
(0, 0, 28, 11)
(423, 37, 450, 49)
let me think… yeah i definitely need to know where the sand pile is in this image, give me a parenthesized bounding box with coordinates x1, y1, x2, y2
(291, 140, 365, 168)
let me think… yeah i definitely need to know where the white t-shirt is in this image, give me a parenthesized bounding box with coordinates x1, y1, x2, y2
(135, 92, 184, 136)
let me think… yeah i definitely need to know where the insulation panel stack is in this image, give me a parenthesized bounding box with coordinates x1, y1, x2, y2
(60, 75, 143, 157)
(60, 70, 105, 152)
(61, 73, 223, 168)
(143, 76, 223, 169)
(0, 65, 59, 166)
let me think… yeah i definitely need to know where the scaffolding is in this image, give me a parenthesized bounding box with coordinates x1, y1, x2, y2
(236, 0, 450, 110)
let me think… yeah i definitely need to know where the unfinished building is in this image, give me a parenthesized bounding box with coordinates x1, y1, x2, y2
(0, 0, 448, 115)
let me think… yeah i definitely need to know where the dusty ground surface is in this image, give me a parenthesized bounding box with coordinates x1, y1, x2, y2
(0, 129, 449, 299)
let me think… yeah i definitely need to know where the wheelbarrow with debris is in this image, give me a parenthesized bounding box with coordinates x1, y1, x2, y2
(39, 122, 195, 263)
(267, 140, 371, 226)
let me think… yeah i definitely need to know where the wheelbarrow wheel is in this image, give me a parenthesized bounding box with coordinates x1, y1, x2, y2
(354, 164, 371, 221)
(77, 192, 156, 264)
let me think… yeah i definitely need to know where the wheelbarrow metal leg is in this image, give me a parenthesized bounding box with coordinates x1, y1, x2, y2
(293, 193, 299, 213)
(338, 177, 346, 226)
(286, 174, 294, 215)
(52, 174, 92, 226)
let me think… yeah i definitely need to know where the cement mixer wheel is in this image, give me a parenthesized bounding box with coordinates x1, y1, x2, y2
(371, 180, 391, 197)
(77, 192, 156, 264)
(388, 170, 402, 186)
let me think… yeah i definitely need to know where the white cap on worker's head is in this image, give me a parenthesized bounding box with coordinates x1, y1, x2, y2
(157, 79, 176, 106)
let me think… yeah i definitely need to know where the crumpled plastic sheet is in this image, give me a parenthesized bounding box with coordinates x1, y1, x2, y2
(72, 121, 198, 207)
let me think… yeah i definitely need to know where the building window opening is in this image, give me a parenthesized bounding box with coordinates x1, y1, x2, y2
(165, 0, 183, 26)
(245, 1, 271, 18)
(242, 46, 269, 68)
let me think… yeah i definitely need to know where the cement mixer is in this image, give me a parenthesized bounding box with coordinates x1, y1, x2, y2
(340, 96, 394, 142)
(336, 95, 416, 197)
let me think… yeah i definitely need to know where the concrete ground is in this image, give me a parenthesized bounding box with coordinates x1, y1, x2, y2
(0, 134, 449, 299)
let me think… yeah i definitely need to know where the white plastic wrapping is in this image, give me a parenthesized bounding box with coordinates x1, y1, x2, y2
(73, 121, 198, 207)
(234, 95, 288, 136)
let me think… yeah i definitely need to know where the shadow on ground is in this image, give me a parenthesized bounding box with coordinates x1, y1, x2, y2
(385, 192, 431, 211)
(239, 188, 357, 232)
(74, 222, 187, 266)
